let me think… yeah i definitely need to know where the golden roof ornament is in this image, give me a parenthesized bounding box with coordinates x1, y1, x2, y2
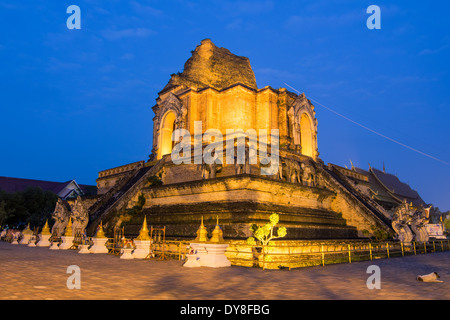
(41, 220, 51, 236)
(22, 223, 33, 235)
(95, 221, 107, 238)
(64, 218, 73, 237)
(194, 216, 208, 242)
(210, 216, 224, 243)
(136, 216, 151, 241)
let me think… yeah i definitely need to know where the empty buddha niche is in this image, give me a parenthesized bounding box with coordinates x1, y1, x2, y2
(300, 113, 314, 158)
(158, 111, 176, 159)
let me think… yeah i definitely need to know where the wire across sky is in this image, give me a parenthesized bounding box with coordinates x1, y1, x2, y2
(283, 83, 450, 167)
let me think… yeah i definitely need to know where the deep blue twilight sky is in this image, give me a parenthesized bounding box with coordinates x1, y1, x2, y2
(0, 1, 449, 210)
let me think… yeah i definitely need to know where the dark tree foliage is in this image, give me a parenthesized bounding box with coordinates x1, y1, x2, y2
(82, 186, 98, 196)
(0, 187, 58, 229)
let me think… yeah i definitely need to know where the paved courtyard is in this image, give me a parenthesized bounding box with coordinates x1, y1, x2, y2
(0, 241, 449, 300)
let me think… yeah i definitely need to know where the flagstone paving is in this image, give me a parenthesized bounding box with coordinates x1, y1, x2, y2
(0, 241, 449, 300)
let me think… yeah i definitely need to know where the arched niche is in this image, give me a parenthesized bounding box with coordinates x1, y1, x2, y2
(300, 113, 314, 158)
(158, 111, 177, 159)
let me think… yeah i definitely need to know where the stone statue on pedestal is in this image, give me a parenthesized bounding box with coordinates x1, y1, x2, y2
(234, 146, 249, 175)
(301, 161, 316, 186)
(285, 158, 301, 184)
(392, 200, 414, 245)
(410, 205, 432, 243)
(51, 199, 71, 237)
(70, 196, 89, 236)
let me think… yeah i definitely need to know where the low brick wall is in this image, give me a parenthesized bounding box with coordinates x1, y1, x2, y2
(138, 238, 450, 270)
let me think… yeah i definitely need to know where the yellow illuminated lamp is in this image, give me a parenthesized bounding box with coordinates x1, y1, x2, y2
(64, 218, 73, 237)
(136, 216, 151, 241)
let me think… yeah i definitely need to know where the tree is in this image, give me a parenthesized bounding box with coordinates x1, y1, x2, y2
(444, 217, 450, 233)
(0, 187, 58, 228)
(0, 200, 11, 227)
(247, 213, 287, 246)
(22, 187, 58, 227)
(0, 190, 27, 226)
(82, 186, 98, 196)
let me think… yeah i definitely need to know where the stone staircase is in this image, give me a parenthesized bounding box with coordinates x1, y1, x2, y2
(317, 165, 393, 233)
(88, 165, 144, 217)
(327, 165, 392, 222)
(87, 157, 167, 235)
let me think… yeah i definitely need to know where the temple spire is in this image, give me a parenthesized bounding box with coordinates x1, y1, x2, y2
(41, 219, 51, 235)
(210, 216, 224, 243)
(136, 216, 151, 241)
(195, 216, 208, 242)
(95, 221, 106, 238)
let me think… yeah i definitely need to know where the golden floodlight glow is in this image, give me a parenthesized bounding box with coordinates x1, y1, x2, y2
(158, 111, 177, 159)
(300, 113, 314, 158)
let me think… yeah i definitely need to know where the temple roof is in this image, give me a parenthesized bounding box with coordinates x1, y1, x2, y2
(355, 168, 399, 205)
(161, 39, 258, 93)
(0, 176, 94, 199)
(370, 168, 426, 207)
(333, 164, 427, 208)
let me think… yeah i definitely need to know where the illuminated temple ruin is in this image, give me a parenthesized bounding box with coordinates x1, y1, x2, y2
(54, 39, 430, 240)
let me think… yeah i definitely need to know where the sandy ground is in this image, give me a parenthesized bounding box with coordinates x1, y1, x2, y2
(0, 241, 449, 300)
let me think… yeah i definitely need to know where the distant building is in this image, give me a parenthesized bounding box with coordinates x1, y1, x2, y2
(330, 164, 427, 211)
(0, 176, 96, 200)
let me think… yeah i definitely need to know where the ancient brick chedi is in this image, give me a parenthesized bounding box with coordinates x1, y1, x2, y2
(56, 39, 407, 240)
(149, 38, 318, 162)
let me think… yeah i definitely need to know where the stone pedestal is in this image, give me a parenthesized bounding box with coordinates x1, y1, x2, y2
(88, 238, 109, 254)
(49, 241, 60, 250)
(19, 234, 32, 245)
(132, 240, 152, 259)
(78, 244, 90, 254)
(201, 243, 231, 267)
(36, 234, 51, 247)
(59, 236, 75, 250)
(183, 242, 231, 268)
(120, 248, 134, 259)
(27, 237, 37, 247)
(183, 253, 202, 267)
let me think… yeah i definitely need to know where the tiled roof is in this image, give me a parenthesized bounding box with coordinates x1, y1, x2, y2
(370, 168, 426, 206)
(0, 176, 67, 194)
(0, 176, 95, 198)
